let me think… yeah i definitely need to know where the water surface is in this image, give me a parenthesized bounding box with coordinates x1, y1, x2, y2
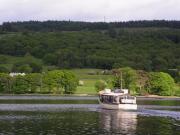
(0, 96, 179, 135)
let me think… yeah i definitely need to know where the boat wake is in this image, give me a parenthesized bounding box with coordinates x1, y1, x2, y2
(138, 108, 180, 120)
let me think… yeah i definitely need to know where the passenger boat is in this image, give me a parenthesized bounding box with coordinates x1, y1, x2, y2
(99, 89, 137, 110)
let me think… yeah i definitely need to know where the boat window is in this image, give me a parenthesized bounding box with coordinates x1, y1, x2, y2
(113, 96, 118, 103)
(99, 95, 103, 102)
(119, 97, 122, 103)
(101, 95, 115, 103)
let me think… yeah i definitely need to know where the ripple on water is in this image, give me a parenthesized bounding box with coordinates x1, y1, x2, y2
(0, 107, 179, 135)
(0, 104, 180, 120)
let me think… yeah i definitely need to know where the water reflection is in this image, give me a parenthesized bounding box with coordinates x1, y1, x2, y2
(0, 109, 179, 135)
(99, 110, 137, 134)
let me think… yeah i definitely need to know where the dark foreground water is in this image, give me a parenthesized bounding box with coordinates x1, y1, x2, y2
(0, 96, 180, 135)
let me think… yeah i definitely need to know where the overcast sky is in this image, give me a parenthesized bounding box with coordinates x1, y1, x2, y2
(0, 0, 180, 24)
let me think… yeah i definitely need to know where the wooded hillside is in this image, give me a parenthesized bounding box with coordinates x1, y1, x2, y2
(0, 20, 179, 72)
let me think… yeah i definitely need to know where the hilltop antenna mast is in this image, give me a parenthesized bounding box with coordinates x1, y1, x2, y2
(104, 16, 106, 23)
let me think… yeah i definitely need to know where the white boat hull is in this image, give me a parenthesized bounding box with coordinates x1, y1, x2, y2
(100, 103, 137, 110)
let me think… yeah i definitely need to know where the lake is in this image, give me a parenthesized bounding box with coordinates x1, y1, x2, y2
(0, 96, 180, 135)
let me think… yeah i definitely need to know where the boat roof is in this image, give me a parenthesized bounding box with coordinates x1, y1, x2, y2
(100, 92, 129, 96)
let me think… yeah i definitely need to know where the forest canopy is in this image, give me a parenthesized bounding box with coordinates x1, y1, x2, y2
(1, 20, 180, 32)
(0, 20, 179, 72)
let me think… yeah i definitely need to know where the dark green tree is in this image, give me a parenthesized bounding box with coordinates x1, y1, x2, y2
(108, 28, 117, 38)
(62, 70, 78, 94)
(0, 73, 12, 93)
(112, 67, 138, 94)
(0, 66, 10, 73)
(12, 75, 29, 94)
(26, 73, 42, 93)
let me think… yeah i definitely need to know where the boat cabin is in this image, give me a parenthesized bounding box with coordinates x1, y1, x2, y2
(99, 89, 136, 105)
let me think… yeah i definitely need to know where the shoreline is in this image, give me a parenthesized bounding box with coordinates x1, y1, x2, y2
(0, 94, 179, 100)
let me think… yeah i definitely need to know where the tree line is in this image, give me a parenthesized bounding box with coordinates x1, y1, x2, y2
(95, 67, 179, 96)
(0, 67, 179, 96)
(1, 20, 180, 32)
(0, 70, 78, 94)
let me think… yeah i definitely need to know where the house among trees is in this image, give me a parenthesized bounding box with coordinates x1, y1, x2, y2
(9, 72, 26, 77)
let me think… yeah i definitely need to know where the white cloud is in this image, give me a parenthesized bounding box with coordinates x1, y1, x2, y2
(0, 0, 180, 23)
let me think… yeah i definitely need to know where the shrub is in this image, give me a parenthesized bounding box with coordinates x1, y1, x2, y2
(148, 72, 175, 96)
(95, 80, 107, 92)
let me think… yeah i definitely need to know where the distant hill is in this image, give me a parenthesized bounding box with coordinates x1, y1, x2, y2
(0, 20, 179, 72)
(1, 20, 180, 32)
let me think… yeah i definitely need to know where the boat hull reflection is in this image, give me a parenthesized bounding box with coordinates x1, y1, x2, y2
(99, 110, 137, 134)
(100, 102, 137, 110)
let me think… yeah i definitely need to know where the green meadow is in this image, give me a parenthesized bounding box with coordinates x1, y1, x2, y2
(71, 69, 113, 94)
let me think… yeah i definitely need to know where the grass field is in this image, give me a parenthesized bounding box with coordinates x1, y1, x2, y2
(71, 69, 113, 94)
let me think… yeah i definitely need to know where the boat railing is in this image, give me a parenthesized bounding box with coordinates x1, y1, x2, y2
(99, 95, 119, 104)
(99, 94, 136, 104)
(120, 96, 136, 104)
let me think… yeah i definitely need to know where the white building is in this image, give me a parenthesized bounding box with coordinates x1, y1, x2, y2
(9, 72, 26, 77)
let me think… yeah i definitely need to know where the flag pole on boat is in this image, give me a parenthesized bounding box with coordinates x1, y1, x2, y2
(121, 72, 122, 90)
